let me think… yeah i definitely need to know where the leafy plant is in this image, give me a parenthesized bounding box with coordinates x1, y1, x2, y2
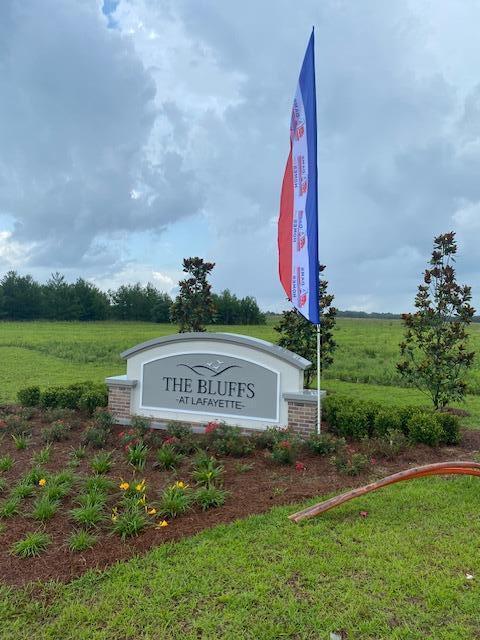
(93, 408, 115, 431)
(398, 232, 475, 409)
(0, 496, 21, 518)
(83, 475, 115, 496)
(69, 445, 87, 461)
(130, 415, 151, 436)
(191, 452, 224, 487)
(22, 466, 44, 487)
(253, 427, 291, 451)
(208, 423, 253, 457)
(43, 471, 75, 501)
(110, 502, 149, 540)
(4, 415, 31, 436)
(194, 486, 228, 511)
(17, 386, 41, 407)
(32, 445, 52, 465)
(31, 496, 60, 521)
(82, 426, 108, 449)
(12, 433, 30, 450)
(332, 451, 370, 476)
(42, 420, 71, 443)
(0, 478, 7, 494)
(126, 443, 149, 471)
(11, 531, 51, 558)
(90, 451, 113, 474)
(407, 412, 443, 447)
(155, 445, 183, 471)
(159, 483, 192, 518)
(10, 481, 35, 500)
(270, 440, 296, 465)
(437, 412, 461, 445)
(306, 433, 344, 456)
(166, 422, 192, 440)
(67, 529, 98, 553)
(366, 429, 409, 460)
(70, 502, 104, 528)
(0, 455, 14, 472)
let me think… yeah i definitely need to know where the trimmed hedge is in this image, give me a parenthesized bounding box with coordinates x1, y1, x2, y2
(18, 381, 108, 415)
(323, 394, 460, 447)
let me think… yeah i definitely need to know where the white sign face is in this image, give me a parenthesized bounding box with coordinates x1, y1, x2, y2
(141, 352, 279, 421)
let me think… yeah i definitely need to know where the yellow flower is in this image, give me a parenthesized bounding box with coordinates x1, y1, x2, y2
(119, 482, 129, 491)
(155, 520, 169, 529)
(38, 478, 47, 487)
(174, 481, 187, 489)
(147, 508, 157, 515)
(135, 480, 146, 492)
(137, 495, 146, 506)
(111, 514, 118, 522)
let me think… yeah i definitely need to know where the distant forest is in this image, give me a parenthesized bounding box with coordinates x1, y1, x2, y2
(0, 271, 265, 324)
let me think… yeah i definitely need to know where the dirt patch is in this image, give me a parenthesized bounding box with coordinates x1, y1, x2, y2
(0, 407, 479, 587)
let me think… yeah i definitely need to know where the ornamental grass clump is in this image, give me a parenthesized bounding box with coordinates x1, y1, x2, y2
(32, 445, 52, 466)
(70, 497, 105, 528)
(12, 433, 30, 450)
(126, 442, 149, 471)
(11, 531, 51, 558)
(110, 478, 155, 540)
(90, 451, 113, 474)
(159, 482, 192, 519)
(0, 455, 14, 472)
(67, 529, 98, 553)
(0, 496, 20, 519)
(31, 496, 60, 522)
(194, 486, 228, 511)
(191, 452, 224, 488)
(155, 444, 183, 471)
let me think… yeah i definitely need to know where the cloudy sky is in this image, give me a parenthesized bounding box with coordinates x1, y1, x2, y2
(1, 0, 480, 313)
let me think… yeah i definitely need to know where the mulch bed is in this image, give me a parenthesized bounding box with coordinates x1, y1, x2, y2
(1, 406, 479, 588)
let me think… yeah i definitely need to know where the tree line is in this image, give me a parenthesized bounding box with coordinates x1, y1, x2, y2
(0, 270, 265, 324)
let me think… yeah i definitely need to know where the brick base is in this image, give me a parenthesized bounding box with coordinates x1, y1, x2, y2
(108, 384, 132, 421)
(287, 400, 318, 437)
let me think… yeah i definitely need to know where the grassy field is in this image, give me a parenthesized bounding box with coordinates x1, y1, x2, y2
(2, 477, 480, 639)
(1, 319, 480, 638)
(1, 318, 480, 426)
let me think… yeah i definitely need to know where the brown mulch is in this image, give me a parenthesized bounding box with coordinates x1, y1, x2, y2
(0, 407, 480, 588)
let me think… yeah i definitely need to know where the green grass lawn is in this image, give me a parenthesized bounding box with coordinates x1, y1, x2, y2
(2, 477, 480, 639)
(1, 318, 479, 426)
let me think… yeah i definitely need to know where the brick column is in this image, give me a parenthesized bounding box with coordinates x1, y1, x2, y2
(283, 391, 326, 437)
(106, 377, 137, 423)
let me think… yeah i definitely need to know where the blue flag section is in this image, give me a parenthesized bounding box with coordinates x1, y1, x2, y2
(278, 30, 319, 325)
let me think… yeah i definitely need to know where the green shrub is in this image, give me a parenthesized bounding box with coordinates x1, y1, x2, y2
(208, 423, 253, 457)
(17, 386, 41, 407)
(332, 451, 370, 476)
(407, 412, 443, 447)
(437, 412, 461, 445)
(270, 440, 296, 465)
(253, 427, 290, 450)
(68, 529, 97, 553)
(194, 486, 228, 510)
(78, 387, 108, 416)
(305, 433, 344, 456)
(155, 445, 183, 471)
(130, 415, 151, 436)
(11, 531, 51, 558)
(82, 426, 108, 448)
(166, 422, 192, 440)
(42, 420, 71, 443)
(93, 409, 115, 431)
(373, 409, 402, 437)
(4, 415, 31, 436)
(366, 429, 409, 460)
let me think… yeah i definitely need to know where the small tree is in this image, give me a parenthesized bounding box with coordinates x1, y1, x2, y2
(397, 231, 475, 410)
(171, 257, 216, 332)
(275, 265, 337, 387)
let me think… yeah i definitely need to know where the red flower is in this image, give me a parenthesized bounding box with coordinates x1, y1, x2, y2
(205, 421, 220, 434)
(163, 436, 178, 446)
(295, 461, 306, 472)
(279, 440, 291, 449)
(370, 458, 377, 465)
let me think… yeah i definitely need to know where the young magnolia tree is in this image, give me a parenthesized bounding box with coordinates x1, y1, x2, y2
(275, 265, 337, 387)
(397, 232, 475, 410)
(171, 257, 216, 332)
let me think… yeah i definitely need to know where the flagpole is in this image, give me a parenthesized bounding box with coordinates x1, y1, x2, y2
(316, 322, 321, 434)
